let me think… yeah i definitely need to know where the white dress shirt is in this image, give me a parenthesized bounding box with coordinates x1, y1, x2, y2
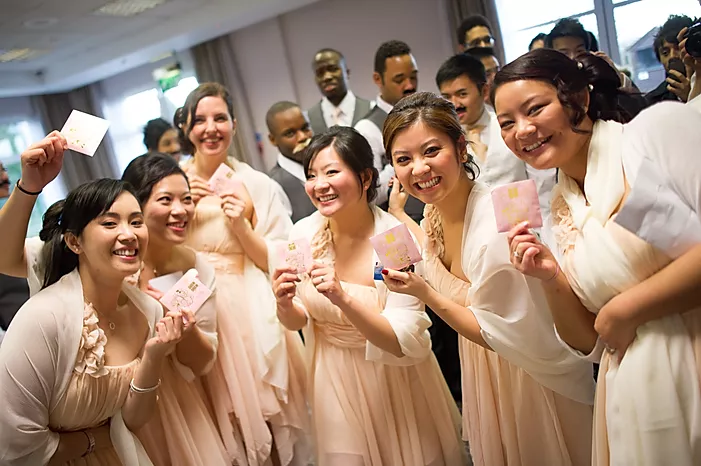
(354, 96, 395, 205)
(321, 90, 358, 128)
(271, 153, 307, 219)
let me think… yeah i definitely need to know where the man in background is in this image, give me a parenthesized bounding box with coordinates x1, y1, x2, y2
(457, 15, 496, 51)
(464, 46, 500, 108)
(529, 33, 547, 51)
(267, 101, 316, 223)
(647, 15, 694, 105)
(307, 48, 372, 135)
(354, 40, 424, 222)
(0, 160, 29, 341)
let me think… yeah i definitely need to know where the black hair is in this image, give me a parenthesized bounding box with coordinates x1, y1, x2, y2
(436, 53, 487, 91)
(653, 15, 693, 61)
(492, 49, 645, 129)
(546, 18, 590, 50)
(173, 82, 235, 155)
(265, 101, 301, 133)
(374, 40, 412, 76)
(529, 33, 547, 51)
(587, 31, 599, 52)
(39, 179, 138, 289)
(121, 153, 189, 205)
(143, 118, 173, 152)
(456, 15, 493, 46)
(302, 126, 379, 203)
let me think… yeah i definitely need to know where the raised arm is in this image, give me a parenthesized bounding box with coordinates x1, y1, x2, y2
(0, 132, 66, 277)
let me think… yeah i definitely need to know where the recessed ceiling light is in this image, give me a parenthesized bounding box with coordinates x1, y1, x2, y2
(94, 0, 167, 17)
(0, 49, 46, 63)
(22, 18, 58, 29)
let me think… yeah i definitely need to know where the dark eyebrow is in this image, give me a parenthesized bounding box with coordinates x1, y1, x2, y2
(391, 138, 442, 156)
(101, 211, 143, 219)
(496, 95, 540, 119)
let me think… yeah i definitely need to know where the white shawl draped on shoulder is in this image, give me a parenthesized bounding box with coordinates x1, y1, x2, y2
(552, 103, 701, 466)
(0, 269, 161, 466)
(234, 158, 296, 398)
(282, 207, 432, 366)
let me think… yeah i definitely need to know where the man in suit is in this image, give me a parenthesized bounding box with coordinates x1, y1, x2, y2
(646, 15, 694, 105)
(354, 40, 424, 223)
(267, 101, 316, 223)
(0, 160, 29, 336)
(457, 14, 496, 51)
(307, 48, 372, 135)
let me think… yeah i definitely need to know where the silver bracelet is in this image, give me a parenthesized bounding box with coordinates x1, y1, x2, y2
(81, 430, 96, 457)
(129, 378, 161, 394)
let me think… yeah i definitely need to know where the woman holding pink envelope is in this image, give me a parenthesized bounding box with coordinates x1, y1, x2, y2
(272, 126, 465, 465)
(175, 83, 311, 465)
(494, 49, 701, 465)
(383, 92, 595, 466)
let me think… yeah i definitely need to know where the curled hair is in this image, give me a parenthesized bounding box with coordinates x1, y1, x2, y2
(143, 118, 173, 151)
(491, 49, 645, 128)
(382, 91, 478, 180)
(173, 82, 235, 155)
(121, 152, 189, 205)
(39, 179, 138, 289)
(302, 126, 379, 203)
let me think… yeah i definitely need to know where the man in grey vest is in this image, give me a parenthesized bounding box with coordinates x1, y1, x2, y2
(267, 101, 316, 223)
(307, 48, 372, 135)
(354, 40, 424, 223)
(0, 160, 29, 337)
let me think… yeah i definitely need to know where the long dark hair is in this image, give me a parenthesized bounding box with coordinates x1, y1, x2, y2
(122, 152, 189, 205)
(383, 91, 479, 180)
(173, 82, 235, 155)
(39, 179, 138, 289)
(491, 49, 645, 128)
(303, 126, 379, 203)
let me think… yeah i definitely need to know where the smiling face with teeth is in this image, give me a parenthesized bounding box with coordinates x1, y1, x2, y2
(494, 79, 593, 172)
(142, 174, 194, 246)
(390, 121, 469, 206)
(66, 192, 148, 280)
(305, 145, 367, 218)
(188, 96, 236, 163)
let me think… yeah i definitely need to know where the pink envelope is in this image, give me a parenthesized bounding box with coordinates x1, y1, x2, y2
(208, 163, 243, 196)
(277, 238, 314, 274)
(369, 224, 422, 270)
(159, 268, 213, 315)
(60, 110, 110, 157)
(491, 179, 543, 233)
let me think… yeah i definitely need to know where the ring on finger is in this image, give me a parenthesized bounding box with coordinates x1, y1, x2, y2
(605, 344, 616, 354)
(513, 250, 522, 259)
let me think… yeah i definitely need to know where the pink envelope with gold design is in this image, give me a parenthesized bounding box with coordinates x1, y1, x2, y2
(277, 238, 313, 274)
(159, 268, 212, 314)
(208, 163, 243, 196)
(369, 224, 422, 270)
(491, 179, 543, 233)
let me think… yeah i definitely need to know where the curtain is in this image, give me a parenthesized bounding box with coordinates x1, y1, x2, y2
(32, 84, 119, 190)
(444, 0, 506, 65)
(192, 36, 263, 171)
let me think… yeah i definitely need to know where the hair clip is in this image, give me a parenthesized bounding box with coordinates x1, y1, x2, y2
(588, 84, 594, 91)
(577, 61, 583, 70)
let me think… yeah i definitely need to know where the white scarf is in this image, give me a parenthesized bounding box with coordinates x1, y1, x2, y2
(556, 119, 701, 466)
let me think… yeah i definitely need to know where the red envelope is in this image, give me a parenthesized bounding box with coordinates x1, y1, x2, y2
(491, 179, 543, 233)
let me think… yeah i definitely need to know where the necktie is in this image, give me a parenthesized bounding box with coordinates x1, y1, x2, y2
(332, 107, 343, 126)
(466, 125, 488, 163)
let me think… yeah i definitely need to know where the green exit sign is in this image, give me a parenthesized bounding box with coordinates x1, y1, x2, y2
(153, 63, 182, 92)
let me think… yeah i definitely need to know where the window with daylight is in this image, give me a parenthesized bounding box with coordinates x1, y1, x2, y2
(496, 0, 701, 92)
(0, 120, 66, 237)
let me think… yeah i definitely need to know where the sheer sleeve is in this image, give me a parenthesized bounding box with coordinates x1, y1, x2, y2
(0, 293, 63, 465)
(24, 236, 44, 296)
(366, 286, 432, 366)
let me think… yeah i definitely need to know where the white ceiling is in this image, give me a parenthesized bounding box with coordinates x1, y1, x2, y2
(0, 0, 321, 98)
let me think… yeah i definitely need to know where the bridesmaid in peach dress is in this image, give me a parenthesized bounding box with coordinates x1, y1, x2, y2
(121, 153, 232, 466)
(175, 83, 310, 465)
(272, 126, 466, 466)
(0, 149, 181, 464)
(497, 49, 701, 466)
(383, 93, 595, 466)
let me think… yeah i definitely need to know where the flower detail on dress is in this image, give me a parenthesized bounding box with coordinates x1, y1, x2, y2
(550, 191, 578, 255)
(74, 302, 109, 378)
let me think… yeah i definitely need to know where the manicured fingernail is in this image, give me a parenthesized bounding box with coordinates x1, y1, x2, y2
(381, 269, 388, 275)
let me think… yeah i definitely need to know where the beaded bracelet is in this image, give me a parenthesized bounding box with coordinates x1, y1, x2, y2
(129, 378, 161, 394)
(81, 430, 95, 457)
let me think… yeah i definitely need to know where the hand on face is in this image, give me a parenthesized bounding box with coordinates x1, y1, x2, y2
(20, 131, 68, 193)
(506, 221, 559, 281)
